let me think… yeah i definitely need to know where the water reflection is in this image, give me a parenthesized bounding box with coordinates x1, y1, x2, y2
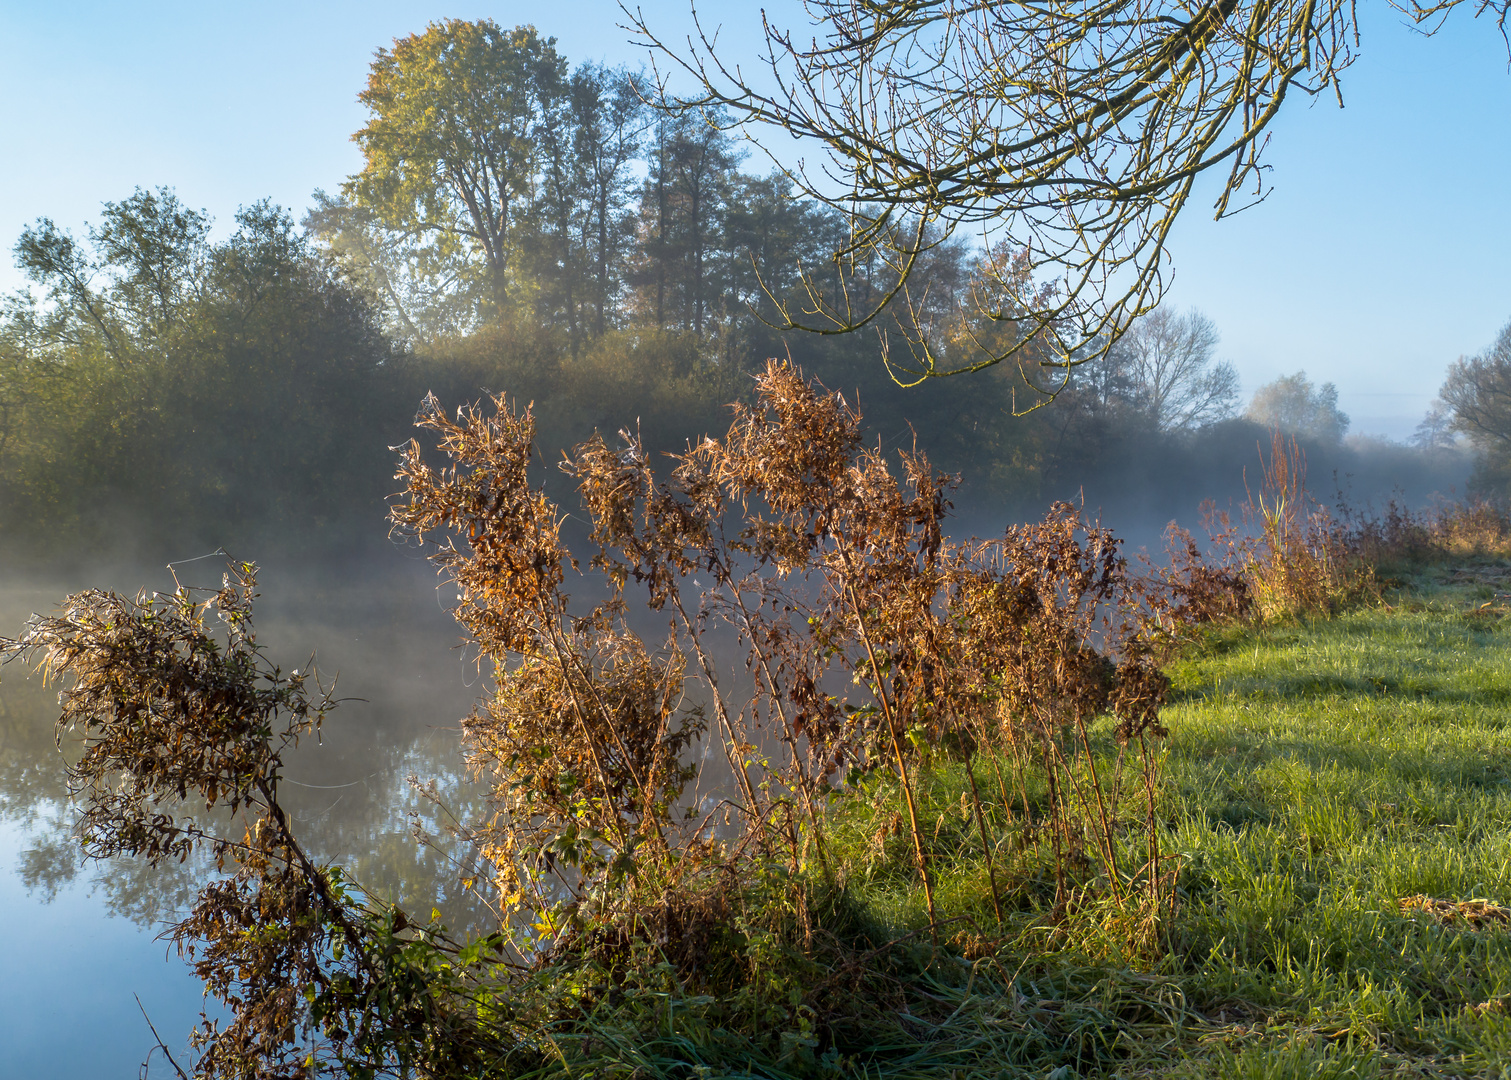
(0, 552, 504, 1075)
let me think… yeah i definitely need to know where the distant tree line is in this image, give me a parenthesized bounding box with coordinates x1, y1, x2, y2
(0, 191, 400, 551)
(0, 18, 1492, 558)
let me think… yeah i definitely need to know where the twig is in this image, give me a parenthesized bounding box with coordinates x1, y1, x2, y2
(135, 994, 190, 1080)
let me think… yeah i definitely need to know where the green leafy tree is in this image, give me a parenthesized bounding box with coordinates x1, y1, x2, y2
(1246, 371, 1350, 445)
(13, 187, 211, 364)
(573, 66, 648, 339)
(0, 194, 396, 549)
(305, 190, 483, 343)
(628, 112, 742, 336)
(347, 20, 568, 317)
(529, 64, 648, 356)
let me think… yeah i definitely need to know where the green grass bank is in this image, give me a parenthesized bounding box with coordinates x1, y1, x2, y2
(548, 575, 1511, 1079)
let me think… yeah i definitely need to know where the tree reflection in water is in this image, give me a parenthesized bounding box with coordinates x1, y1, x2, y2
(0, 556, 503, 936)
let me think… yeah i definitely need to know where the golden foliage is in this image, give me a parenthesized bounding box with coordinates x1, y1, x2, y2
(394, 360, 1180, 953)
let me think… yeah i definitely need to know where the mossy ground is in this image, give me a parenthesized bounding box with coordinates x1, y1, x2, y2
(532, 571, 1511, 1078)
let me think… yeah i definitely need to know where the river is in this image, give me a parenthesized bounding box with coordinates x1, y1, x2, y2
(0, 549, 490, 1077)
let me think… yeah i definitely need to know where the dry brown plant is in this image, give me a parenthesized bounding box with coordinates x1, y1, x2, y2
(390, 394, 708, 941)
(0, 364, 1194, 1075)
(946, 505, 1172, 925)
(1140, 505, 1255, 641)
(0, 564, 505, 1079)
(1347, 495, 1511, 569)
(395, 360, 1176, 957)
(1243, 431, 1375, 620)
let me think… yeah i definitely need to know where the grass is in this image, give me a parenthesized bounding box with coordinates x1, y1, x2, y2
(542, 572, 1511, 1078)
(1155, 579, 1511, 1077)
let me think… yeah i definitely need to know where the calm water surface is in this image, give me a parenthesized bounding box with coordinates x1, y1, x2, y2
(0, 553, 488, 1077)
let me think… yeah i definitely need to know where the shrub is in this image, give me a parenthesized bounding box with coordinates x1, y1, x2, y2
(393, 361, 1176, 955)
(1241, 431, 1376, 620)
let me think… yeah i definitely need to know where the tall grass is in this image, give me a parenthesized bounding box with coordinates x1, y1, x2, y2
(1240, 431, 1376, 621)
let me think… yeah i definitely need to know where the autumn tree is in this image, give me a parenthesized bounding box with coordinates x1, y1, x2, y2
(305, 190, 482, 343)
(348, 20, 568, 318)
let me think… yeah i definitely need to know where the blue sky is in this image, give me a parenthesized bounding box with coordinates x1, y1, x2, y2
(0, 1, 1506, 439)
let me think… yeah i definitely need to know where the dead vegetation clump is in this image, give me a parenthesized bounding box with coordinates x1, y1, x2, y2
(390, 360, 1184, 969)
(1138, 432, 1386, 631)
(1241, 431, 1377, 621)
(1398, 894, 1511, 929)
(1142, 507, 1255, 637)
(1346, 494, 1511, 570)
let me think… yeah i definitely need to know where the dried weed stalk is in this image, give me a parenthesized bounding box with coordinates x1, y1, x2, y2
(395, 361, 1177, 953)
(1243, 431, 1376, 620)
(947, 506, 1172, 921)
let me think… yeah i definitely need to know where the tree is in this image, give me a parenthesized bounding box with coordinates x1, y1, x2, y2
(531, 65, 649, 357)
(1106, 308, 1238, 431)
(569, 65, 648, 340)
(1412, 397, 1458, 452)
(0, 192, 395, 546)
(630, 0, 1507, 400)
(348, 21, 567, 317)
(1246, 371, 1349, 444)
(1438, 315, 1511, 485)
(305, 190, 482, 343)
(627, 112, 742, 337)
(13, 186, 211, 363)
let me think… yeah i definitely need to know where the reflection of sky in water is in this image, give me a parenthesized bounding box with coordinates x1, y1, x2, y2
(0, 555, 495, 1076)
(0, 816, 220, 1077)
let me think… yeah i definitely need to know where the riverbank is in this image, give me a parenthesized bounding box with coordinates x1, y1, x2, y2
(540, 575, 1511, 1078)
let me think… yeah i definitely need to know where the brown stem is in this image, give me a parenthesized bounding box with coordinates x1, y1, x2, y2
(978, 712, 1016, 823)
(1140, 731, 1164, 922)
(1044, 729, 1122, 907)
(257, 778, 376, 977)
(1072, 712, 1124, 904)
(537, 615, 636, 854)
(844, 578, 938, 942)
(667, 591, 762, 824)
(724, 583, 830, 874)
(964, 759, 1004, 923)
(135, 994, 191, 1080)
(1039, 734, 1067, 908)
